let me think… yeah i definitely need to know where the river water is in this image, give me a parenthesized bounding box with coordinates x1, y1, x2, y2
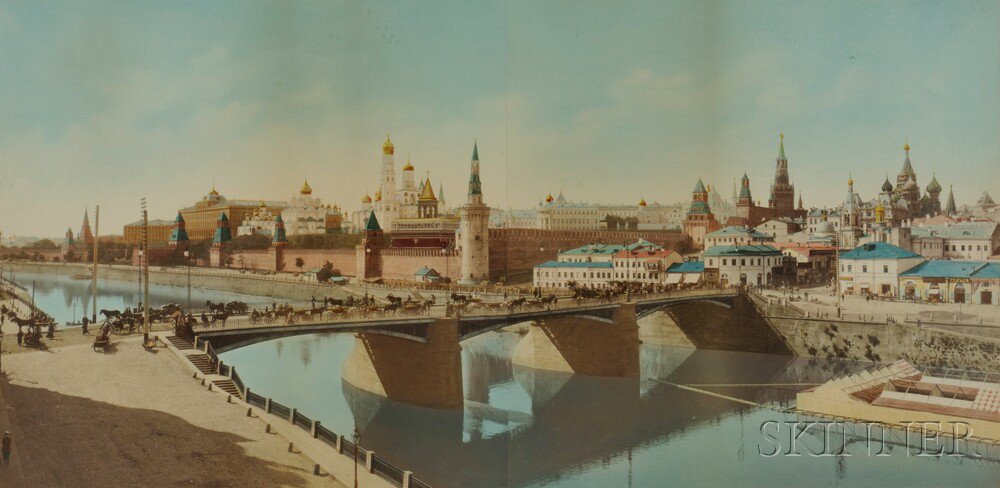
(8, 270, 306, 324)
(221, 332, 1000, 487)
(16, 270, 999, 486)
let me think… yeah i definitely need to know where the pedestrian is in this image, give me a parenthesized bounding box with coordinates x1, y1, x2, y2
(1, 431, 11, 467)
(16, 329, 22, 347)
(82, 316, 89, 335)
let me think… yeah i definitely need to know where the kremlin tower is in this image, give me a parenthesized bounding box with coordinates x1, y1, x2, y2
(458, 142, 490, 284)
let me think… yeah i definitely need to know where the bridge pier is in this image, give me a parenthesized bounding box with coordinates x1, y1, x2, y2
(341, 318, 464, 410)
(511, 303, 640, 376)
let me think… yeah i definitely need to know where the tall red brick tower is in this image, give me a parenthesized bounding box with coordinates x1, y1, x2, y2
(682, 178, 721, 248)
(768, 133, 796, 214)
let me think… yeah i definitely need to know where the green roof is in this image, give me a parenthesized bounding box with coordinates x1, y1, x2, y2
(364, 210, 382, 231)
(693, 178, 706, 193)
(704, 244, 782, 257)
(900, 260, 992, 279)
(840, 242, 922, 260)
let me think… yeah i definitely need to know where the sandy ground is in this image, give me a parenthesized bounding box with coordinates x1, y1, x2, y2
(0, 335, 346, 488)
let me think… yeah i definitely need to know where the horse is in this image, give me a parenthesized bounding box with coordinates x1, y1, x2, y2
(450, 293, 468, 303)
(100, 309, 121, 320)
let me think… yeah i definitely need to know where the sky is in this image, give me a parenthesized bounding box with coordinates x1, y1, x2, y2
(1, 0, 998, 237)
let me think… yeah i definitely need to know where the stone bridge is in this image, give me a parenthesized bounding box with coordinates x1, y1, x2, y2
(197, 289, 792, 409)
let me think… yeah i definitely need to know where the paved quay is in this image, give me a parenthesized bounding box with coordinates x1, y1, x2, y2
(0, 335, 347, 488)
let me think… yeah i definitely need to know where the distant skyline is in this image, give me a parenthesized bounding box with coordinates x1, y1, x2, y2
(1, 1, 998, 237)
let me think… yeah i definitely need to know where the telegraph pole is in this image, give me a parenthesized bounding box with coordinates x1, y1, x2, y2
(92, 205, 99, 323)
(141, 199, 151, 347)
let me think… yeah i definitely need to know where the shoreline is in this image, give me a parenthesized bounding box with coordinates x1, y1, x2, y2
(4, 261, 353, 302)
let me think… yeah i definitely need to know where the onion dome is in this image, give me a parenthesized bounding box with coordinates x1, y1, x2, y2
(848, 175, 854, 186)
(361, 194, 372, 204)
(374, 189, 382, 202)
(926, 174, 942, 193)
(402, 160, 414, 171)
(904, 178, 918, 190)
(881, 177, 893, 193)
(382, 135, 394, 155)
(209, 186, 219, 196)
(545, 194, 554, 203)
(300, 179, 312, 195)
(638, 198, 647, 207)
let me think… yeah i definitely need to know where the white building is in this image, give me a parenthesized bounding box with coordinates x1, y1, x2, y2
(837, 242, 925, 296)
(236, 204, 279, 237)
(703, 244, 792, 287)
(703, 226, 775, 248)
(533, 261, 614, 289)
(909, 221, 999, 261)
(282, 180, 342, 235)
(350, 136, 439, 233)
(757, 218, 804, 240)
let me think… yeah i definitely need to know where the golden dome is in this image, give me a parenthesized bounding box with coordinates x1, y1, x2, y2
(402, 160, 414, 171)
(848, 175, 854, 186)
(361, 194, 372, 204)
(545, 194, 554, 203)
(209, 186, 219, 196)
(374, 189, 382, 202)
(638, 198, 647, 207)
(300, 179, 312, 195)
(903, 138, 910, 151)
(382, 135, 394, 155)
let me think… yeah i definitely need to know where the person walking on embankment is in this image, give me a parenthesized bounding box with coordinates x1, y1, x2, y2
(2, 431, 12, 467)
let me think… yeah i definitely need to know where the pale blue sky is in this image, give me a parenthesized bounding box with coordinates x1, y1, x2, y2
(1, 0, 997, 236)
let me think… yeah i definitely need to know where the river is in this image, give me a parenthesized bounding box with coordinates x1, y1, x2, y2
(221, 332, 1000, 487)
(8, 270, 307, 325)
(16, 270, 999, 486)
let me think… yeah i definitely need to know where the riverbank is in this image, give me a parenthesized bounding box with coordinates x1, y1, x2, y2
(0, 335, 346, 488)
(4, 262, 353, 303)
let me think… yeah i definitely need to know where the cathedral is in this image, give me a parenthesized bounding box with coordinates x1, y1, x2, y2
(351, 136, 450, 234)
(837, 141, 945, 248)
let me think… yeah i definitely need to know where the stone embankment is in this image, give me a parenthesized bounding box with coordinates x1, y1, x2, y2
(5, 262, 352, 302)
(750, 293, 1000, 373)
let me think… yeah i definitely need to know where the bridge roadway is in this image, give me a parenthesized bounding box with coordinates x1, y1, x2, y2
(195, 288, 739, 353)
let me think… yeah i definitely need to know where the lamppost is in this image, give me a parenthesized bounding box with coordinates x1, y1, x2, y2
(352, 426, 361, 488)
(184, 250, 191, 311)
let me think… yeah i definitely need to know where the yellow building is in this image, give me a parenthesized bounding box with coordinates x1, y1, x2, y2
(179, 188, 286, 241)
(123, 219, 174, 245)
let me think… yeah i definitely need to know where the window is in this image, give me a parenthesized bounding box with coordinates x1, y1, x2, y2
(863, 265, 867, 273)
(883, 265, 888, 273)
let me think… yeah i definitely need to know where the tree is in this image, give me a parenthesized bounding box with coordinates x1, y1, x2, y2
(228, 233, 271, 250)
(316, 261, 340, 283)
(25, 239, 59, 250)
(295, 257, 305, 271)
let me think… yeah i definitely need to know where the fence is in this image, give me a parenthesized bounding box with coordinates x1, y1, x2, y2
(198, 337, 432, 487)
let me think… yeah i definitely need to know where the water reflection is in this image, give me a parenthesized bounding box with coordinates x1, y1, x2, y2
(10, 271, 305, 325)
(222, 332, 1000, 488)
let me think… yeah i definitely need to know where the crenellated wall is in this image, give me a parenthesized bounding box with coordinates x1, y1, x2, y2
(379, 248, 461, 281)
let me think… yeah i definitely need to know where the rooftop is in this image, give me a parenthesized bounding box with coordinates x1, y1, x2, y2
(910, 221, 998, 240)
(667, 261, 705, 273)
(705, 226, 773, 239)
(840, 242, 923, 260)
(703, 244, 782, 257)
(901, 260, 1000, 280)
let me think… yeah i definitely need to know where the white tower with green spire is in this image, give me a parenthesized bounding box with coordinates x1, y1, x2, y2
(458, 142, 490, 284)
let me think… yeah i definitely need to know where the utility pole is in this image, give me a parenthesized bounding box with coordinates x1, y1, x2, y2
(92, 205, 99, 323)
(141, 198, 151, 347)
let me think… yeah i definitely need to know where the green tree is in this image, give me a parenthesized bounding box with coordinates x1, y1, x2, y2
(295, 257, 305, 271)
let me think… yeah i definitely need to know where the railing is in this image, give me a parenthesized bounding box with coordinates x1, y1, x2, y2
(194, 338, 430, 487)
